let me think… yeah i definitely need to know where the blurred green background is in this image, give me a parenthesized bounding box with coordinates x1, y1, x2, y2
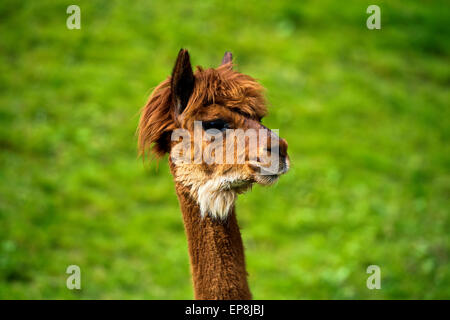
(0, 0, 449, 299)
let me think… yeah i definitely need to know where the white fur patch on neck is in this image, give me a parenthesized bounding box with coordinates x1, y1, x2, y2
(174, 164, 250, 220)
(197, 179, 237, 220)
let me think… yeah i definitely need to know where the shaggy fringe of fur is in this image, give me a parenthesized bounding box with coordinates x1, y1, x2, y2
(138, 63, 267, 159)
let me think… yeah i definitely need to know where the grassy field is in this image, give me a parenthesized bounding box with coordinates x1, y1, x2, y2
(0, 0, 449, 299)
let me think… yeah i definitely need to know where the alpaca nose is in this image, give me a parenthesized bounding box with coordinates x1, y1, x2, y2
(265, 138, 288, 158)
(278, 138, 288, 158)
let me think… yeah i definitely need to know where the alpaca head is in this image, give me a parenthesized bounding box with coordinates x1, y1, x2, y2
(138, 49, 289, 219)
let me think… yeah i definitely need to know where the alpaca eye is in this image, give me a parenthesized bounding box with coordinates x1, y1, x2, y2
(202, 119, 229, 131)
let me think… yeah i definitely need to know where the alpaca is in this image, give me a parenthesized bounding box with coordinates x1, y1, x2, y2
(138, 49, 289, 300)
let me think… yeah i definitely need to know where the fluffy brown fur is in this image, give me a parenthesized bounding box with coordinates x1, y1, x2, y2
(138, 49, 289, 300)
(138, 62, 268, 158)
(170, 159, 251, 299)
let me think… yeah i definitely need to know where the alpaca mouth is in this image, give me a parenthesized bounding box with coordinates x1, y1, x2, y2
(250, 156, 290, 182)
(255, 173, 281, 186)
(228, 179, 254, 193)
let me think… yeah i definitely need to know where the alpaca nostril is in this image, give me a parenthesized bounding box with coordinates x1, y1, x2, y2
(278, 139, 288, 158)
(265, 141, 288, 158)
(265, 145, 279, 154)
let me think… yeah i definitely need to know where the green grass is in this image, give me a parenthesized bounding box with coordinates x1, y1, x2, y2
(0, 0, 449, 299)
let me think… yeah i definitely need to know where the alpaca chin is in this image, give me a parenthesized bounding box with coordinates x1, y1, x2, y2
(197, 186, 236, 220)
(174, 165, 251, 220)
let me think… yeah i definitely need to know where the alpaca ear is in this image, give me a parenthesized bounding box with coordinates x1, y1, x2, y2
(221, 51, 233, 67)
(171, 49, 195, 116)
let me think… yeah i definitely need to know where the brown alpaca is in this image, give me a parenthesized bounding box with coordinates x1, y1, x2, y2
(138, 49, 289, 300)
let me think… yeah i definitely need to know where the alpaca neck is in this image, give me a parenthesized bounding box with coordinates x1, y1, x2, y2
(171, 169, 251, 299)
